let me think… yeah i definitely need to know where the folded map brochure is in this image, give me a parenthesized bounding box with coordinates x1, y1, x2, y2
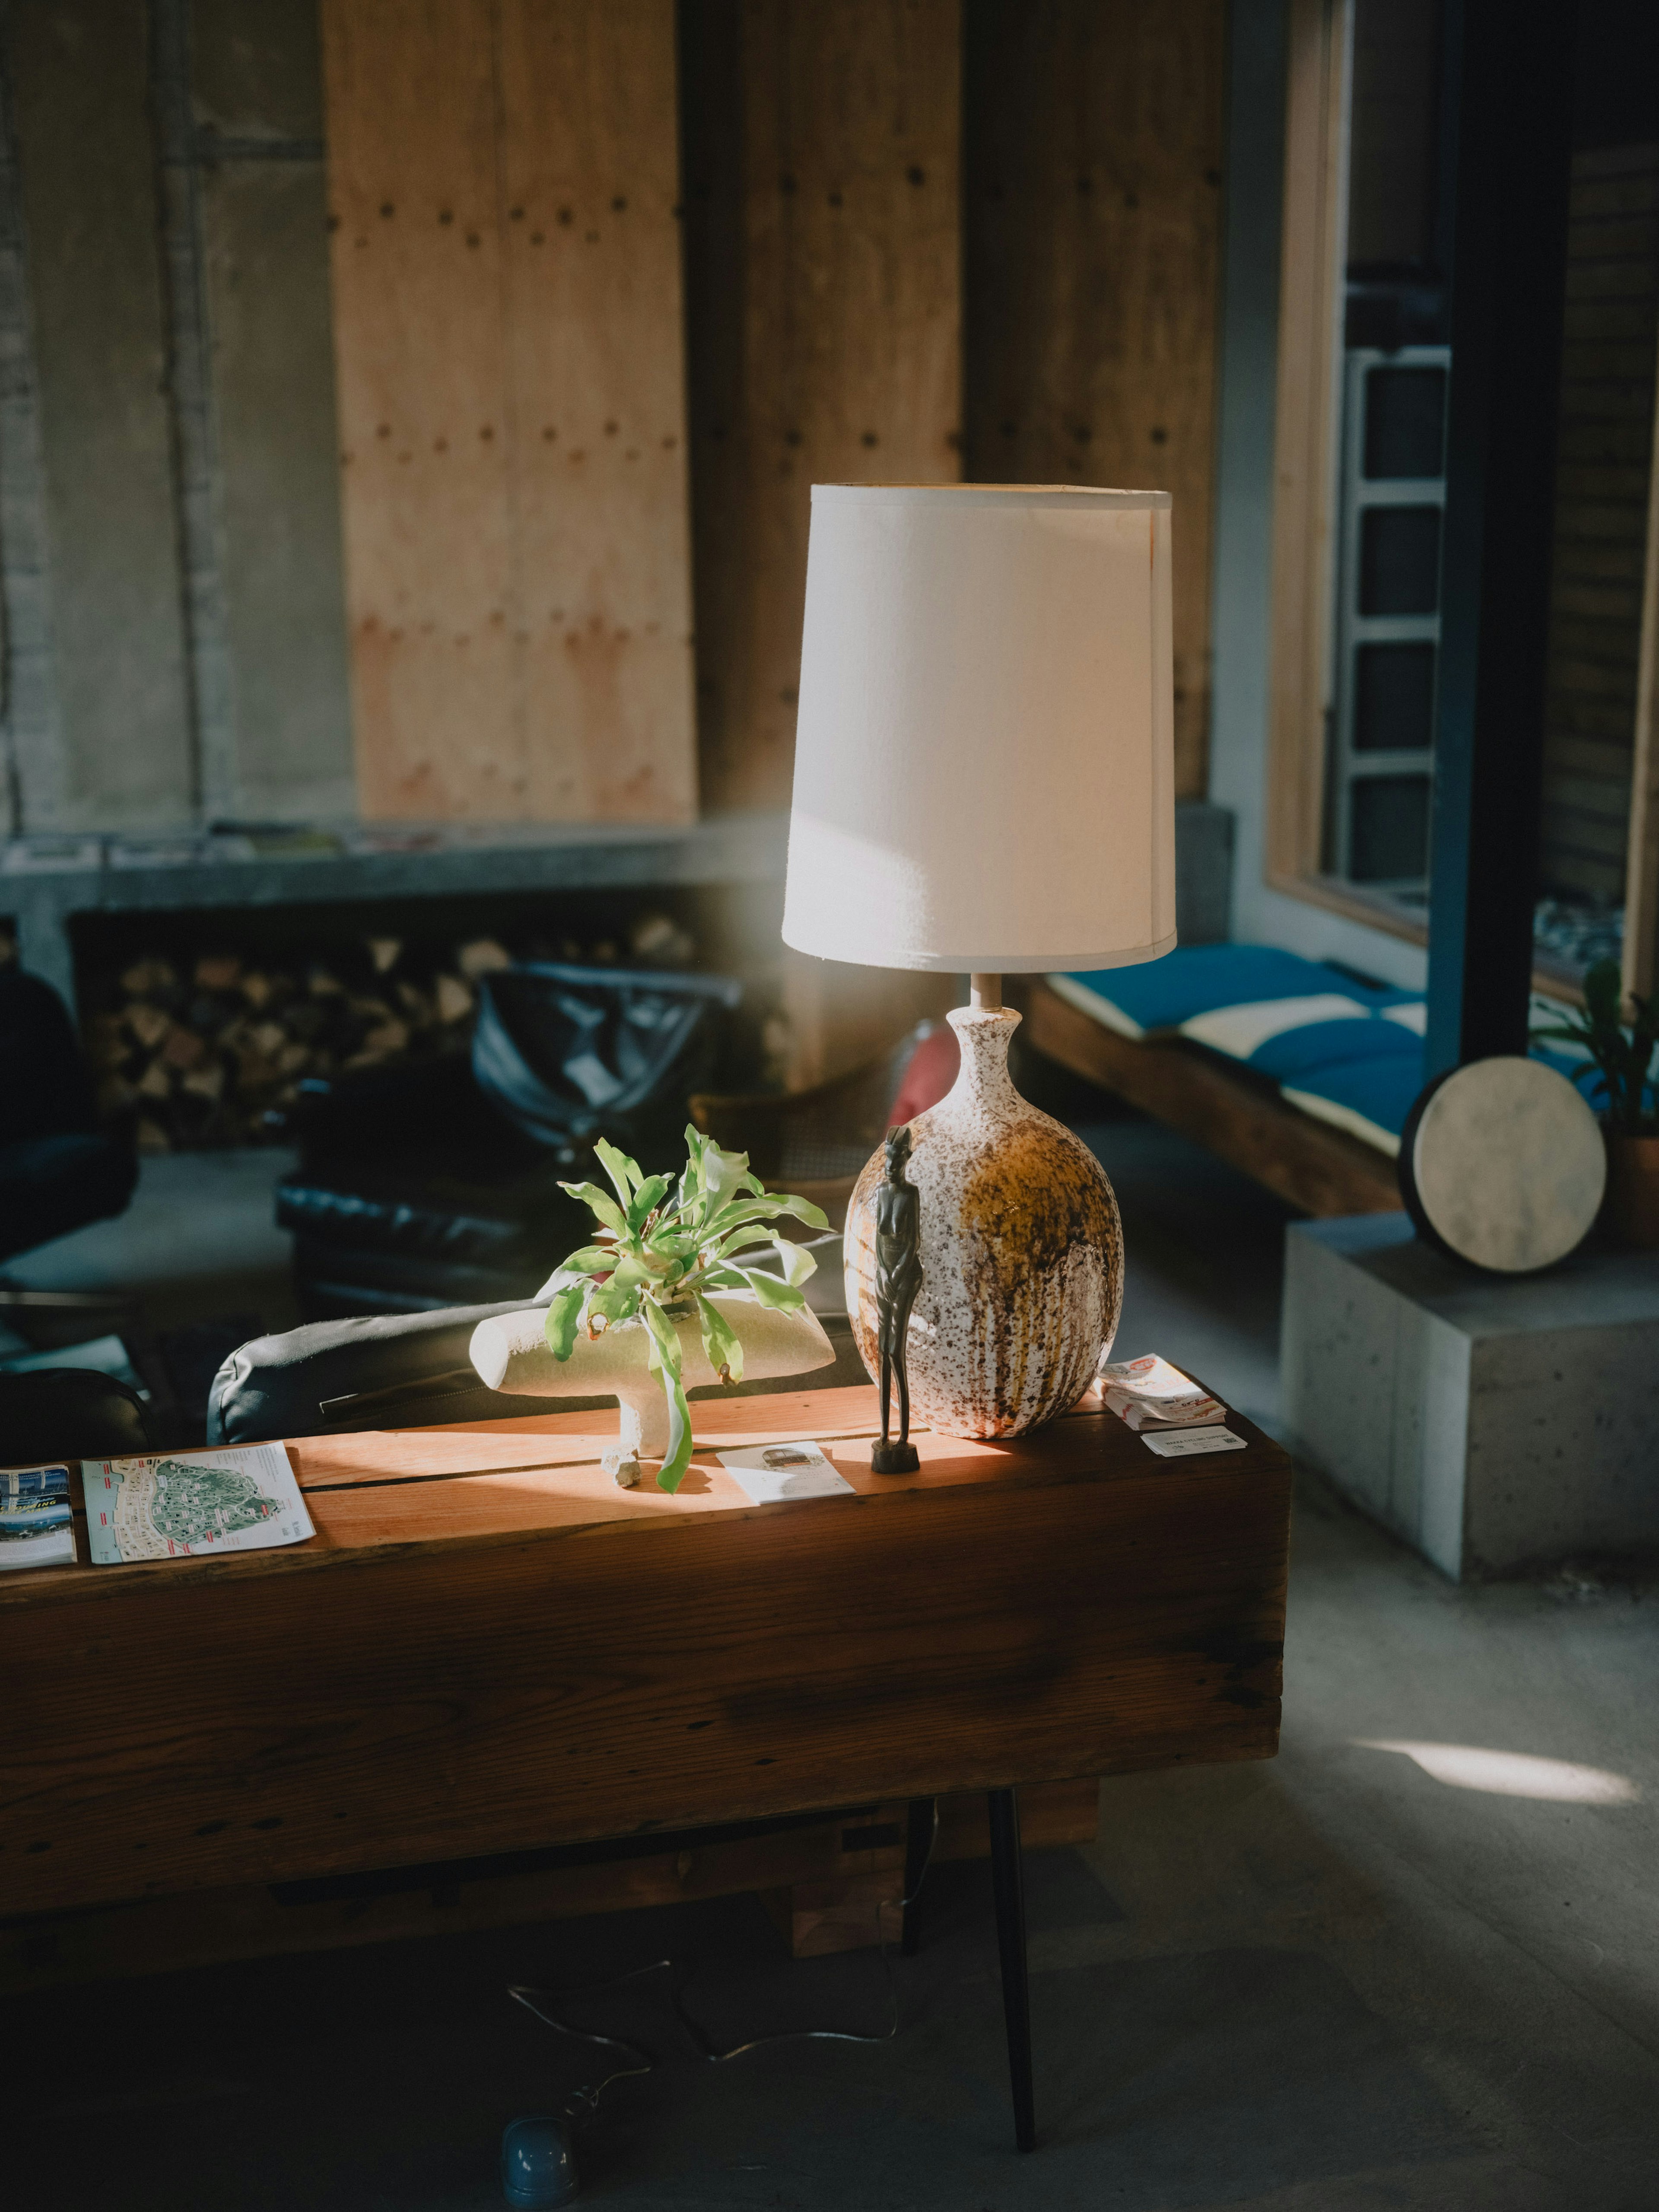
(83, 1443, 314, 1565)
(0, 1464, 76, 1571)
(1096, 1354, 1225, 1431)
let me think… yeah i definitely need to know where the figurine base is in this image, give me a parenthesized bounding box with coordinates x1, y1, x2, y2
(870, 1439, 920, 1474)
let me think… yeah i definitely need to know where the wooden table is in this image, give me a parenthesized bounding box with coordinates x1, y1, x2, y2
(2, 1380, 1292, 2150)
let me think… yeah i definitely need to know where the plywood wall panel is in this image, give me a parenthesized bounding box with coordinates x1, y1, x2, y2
(962, 0, 1225, 800)
(322, 0, 517, 817)
(6, 0, 194, 829)
(499, 0, 696, 823)
(684, 0, 963, 815)
(321, 0, 695, 822)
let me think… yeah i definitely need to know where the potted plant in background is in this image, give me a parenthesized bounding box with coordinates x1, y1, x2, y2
(468, 1128, 834, 1490)
(1532, 959, 1659, 1247)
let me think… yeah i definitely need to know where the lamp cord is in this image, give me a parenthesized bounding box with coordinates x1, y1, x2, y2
(507, 1802, 940, 2127)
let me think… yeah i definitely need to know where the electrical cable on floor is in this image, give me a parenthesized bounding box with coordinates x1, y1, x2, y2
(506, 1801, 940, 2126)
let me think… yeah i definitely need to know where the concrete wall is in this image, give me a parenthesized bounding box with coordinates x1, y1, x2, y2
(0, 0, 352, 836)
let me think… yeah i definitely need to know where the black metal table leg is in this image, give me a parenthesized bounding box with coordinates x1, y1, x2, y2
(901, 1796, 935, 1955)
(987, 1785, 1036, 2152)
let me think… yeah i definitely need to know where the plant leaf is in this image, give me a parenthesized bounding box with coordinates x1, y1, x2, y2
(640, 1290, 684, 1377)
(587, 1278, 640, 1328)
(694, 1291, 744, 1384)
(553, 1245, 621, 1278)
(770, 1236, 818, 1288)
(722, 1263, 806, 1313)
(704, 1192, 830, 1243)
(558, 1180, 631, 1240)
(1583, 958, 1624, 1029)
(626, 1173, 672, 1232)
(544, 1282, 585, 1361)
(654, 1367, 693, 1493)
(593, 1138, 642, 1209)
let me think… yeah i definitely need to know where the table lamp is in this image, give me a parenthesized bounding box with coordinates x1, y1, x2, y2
(782, 483, 1175, 1440)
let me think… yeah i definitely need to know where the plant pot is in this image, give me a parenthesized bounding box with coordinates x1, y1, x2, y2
(1602, 1129, 1659, 1249)
(468, 1292, 835, 1458)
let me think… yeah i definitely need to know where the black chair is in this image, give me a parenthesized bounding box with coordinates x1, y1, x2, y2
(274, 963, 743, 1319)
(0, 963, 137, 1266)
(0, 1368, 156, 1462)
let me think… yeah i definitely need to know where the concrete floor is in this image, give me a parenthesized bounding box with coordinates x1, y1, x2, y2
(6, 1115, 1657, 2209)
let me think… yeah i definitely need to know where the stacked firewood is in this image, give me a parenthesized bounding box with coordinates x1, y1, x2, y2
(82, 912, 697, 1152)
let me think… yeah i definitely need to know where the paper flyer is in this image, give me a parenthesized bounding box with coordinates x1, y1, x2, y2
(82, 1443, 314, 1564)
(715, 1441, 853, 1504)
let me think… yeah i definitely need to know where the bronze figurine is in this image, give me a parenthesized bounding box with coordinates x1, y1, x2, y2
(871, 1124, 922, 1473)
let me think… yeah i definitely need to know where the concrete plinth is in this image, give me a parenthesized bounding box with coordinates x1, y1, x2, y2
(1281, 1214, 1659, 1580)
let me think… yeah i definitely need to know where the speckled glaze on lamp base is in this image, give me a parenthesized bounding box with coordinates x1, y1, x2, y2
(845, 1004, 1123, 1438)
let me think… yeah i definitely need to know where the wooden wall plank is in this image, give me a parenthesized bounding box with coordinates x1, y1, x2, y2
(1626, 314, 1659, 1000)
(5, 0, 194, 829)
(683, 0, 963, 816)
(1265, 0, 1351, 884)
(962, 0, 1226, 802)
(321, 0, 696, 824)
(1540, 145, 1659, 912)
(498, 0, 697, 822)
(321, 0, 518, 818)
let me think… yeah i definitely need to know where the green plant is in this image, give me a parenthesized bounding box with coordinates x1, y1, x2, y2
(1531, 958, 1658, 1138)
(543, 1127, 829, 1493)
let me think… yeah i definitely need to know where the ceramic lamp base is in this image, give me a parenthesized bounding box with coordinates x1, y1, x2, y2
(845, 1002, 1122, 1440)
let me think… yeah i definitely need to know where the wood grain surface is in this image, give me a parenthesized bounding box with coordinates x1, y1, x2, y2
(963, 0, 1226, 799)
(321, 0, 696, 823)
(1021, 979, 1404, 1218)
(2, 1386, 1289, 1918)
(682, 0, 963, 815)
(2, 1780, 1097, 1993)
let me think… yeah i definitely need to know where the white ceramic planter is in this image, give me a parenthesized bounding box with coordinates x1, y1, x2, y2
(468, 1291, 835, 1458)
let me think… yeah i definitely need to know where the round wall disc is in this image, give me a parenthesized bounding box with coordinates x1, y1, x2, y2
(1399, 1056, 1605, 1274)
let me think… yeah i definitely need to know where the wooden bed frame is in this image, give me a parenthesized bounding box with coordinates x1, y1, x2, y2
(1014, 979, 1404, 1220)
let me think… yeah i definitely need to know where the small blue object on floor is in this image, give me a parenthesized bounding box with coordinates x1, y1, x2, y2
(501, 2115, 578, 2207)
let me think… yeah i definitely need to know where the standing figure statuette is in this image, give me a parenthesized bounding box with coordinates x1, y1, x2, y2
(871, 1124, 922, 1474)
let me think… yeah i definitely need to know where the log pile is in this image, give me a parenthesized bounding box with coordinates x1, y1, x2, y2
(81, 912, 697, 1152)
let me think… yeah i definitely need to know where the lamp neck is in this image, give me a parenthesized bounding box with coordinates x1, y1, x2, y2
(944, 1001, 1022, 1122)
(969, 972, 1003, 1011)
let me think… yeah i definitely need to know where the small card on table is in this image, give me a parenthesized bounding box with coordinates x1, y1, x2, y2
(1138, 1424, 1247, 1458)
(716, 1441, 852, 1504)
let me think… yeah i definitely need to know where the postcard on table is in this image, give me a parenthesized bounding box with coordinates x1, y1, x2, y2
(0, 1463, 76, 1571)
(715, 1441, 853, 1504)
(82, 1443, 314, 1565)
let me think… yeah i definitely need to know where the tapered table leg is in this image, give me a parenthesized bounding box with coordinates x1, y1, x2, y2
(901, 1796, 934, 1955)
(987, 1785, 1035, 2152)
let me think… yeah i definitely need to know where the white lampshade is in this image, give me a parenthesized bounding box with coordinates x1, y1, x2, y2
(782, 484, 1176, 974)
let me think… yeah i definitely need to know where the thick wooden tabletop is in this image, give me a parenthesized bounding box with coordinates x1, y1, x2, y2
(1, 1382, 1292, 1917)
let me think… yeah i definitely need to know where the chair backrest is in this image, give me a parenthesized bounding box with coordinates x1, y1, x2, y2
(207, 1300, 574, 1444)
(473, 963, 742, 1154)
(0, 1369, 155, 1464)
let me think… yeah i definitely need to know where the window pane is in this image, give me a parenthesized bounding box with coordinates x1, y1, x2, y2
(1363, 365, 1447, 477)
(1350, 775, 1431, 881)
(1354, 640, 1437, 750)
(1359, 505, 1440, 615)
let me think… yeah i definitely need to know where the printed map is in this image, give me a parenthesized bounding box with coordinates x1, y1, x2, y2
(83, 1444, 314, 1564)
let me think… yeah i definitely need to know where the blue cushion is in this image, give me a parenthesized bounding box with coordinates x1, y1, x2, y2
(1246, 1014, 1424, 1084)
(1050, 944, 1632, 1159)
(1059, 944, 1413, 1037)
